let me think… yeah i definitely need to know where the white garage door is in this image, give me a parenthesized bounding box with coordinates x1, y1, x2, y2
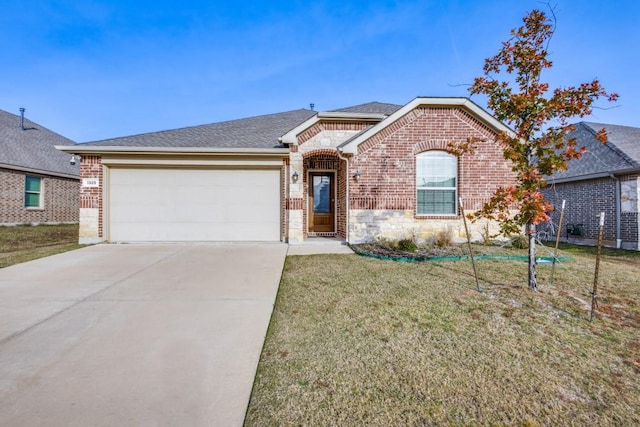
(108, 168, 281, 242)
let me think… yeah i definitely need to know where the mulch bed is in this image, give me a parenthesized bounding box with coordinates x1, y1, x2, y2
(350, 242, 470, 261)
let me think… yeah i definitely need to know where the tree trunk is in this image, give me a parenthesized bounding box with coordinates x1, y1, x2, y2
(528, 222, 537, 290)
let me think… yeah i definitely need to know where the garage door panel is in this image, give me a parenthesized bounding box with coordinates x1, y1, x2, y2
(109, 168, 281, 242)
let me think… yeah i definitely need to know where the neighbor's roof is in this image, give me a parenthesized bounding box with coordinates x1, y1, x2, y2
(584, 122, 640, 165)
(80, 109, 317, 149)
(0, 109, 78, 178)
(550, 122, 640, 181)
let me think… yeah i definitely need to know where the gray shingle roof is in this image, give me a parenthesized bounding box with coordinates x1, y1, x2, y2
(551, 122, 640, 180)
(583, 122, 640, 165)
(0, 109, 78, 177)
(330, 101, 402, 116)
(81, 109, 316, 148)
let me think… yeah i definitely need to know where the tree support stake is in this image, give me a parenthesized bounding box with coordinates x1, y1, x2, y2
(549, 199, 566, 285)
(590, 212, 605, 322)
(460, 198, 481, 292)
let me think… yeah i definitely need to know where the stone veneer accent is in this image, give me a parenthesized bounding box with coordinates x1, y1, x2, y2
(348, 209, 506, 244)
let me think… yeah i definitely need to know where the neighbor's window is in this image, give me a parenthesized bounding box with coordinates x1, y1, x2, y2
(416, 151, 457, 215)
(25, 176, 43, 208)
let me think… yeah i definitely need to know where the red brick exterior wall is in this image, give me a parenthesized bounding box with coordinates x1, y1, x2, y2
(0, 167, 79, 224)
(79, 155, 104, 238)
(350, 107, 515, 214)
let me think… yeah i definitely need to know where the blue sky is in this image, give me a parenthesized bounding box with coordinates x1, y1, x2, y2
(1, 1, 637, 142)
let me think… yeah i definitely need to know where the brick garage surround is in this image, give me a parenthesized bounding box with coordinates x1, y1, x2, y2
(0, 167, 79, 225)
(78, 155, 103, 243)
(347, 106, 516, 243)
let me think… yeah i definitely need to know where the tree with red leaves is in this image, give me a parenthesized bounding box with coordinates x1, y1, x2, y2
(466, 8, 617, 290)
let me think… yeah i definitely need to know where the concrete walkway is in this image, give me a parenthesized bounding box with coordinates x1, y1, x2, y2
(287, 238, 354, 255)
(0, 244, 287, 427)
(287, 245, 354, 255)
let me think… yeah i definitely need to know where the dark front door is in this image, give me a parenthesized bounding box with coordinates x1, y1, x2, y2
(309, 173, 335, 233)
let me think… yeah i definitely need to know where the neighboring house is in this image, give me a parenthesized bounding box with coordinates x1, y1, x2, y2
(541, 122, 640, 250)
(0, 109, 79, 225)
(58, 97, 516, 244)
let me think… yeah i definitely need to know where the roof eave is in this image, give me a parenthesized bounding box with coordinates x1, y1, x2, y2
(55, 145, 290, 157)
(0, 162, 79, 180)
(546, 167, 640, 184)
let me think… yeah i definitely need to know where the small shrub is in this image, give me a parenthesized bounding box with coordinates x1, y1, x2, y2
(397, 238, 417, 252)
(511, 234, 529, 249)
(481, 223, 493, 245)
(434, 228, 455, 247)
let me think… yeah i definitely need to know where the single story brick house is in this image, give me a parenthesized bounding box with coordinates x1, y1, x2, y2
(0, 109, 79, 225)
(58, 97, 516, 244)
(542, 122, 640, 250)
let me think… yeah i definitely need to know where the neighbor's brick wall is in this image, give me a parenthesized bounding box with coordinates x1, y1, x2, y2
(621, 211, 639, 248)
(0, 167, 79, 224)
(621, 175, 639, 248)
(543, 178, 618, 241)
(348, 106, 515, 242)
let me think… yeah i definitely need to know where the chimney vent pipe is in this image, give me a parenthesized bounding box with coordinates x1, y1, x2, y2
(19, 107, 25, 130)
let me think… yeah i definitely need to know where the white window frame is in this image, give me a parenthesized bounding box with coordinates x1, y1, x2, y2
(416, 151, 457, 215)
(25, 175, 43, 209)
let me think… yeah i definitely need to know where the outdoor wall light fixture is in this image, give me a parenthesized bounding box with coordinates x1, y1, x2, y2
(292, 171, 299, 182)
(354, 170, 361, 181)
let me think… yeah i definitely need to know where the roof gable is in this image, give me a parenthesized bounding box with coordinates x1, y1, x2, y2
(0, 109, 78, 178)
(338, 97, 513, 154)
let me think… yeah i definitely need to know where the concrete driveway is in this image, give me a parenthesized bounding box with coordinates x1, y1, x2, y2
(0, 243, 287, 427)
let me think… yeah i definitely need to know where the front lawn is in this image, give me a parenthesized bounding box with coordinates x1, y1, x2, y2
(245, 247, 639, 426)
(0, 224, 83, 268)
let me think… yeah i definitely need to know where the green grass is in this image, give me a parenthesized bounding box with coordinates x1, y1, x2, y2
(556, 241, 640, 258)
(245, 247, 640, 426)
(0, 224, 84, 268)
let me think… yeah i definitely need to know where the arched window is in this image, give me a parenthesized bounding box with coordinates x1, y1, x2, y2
(416, 151, 457, 215)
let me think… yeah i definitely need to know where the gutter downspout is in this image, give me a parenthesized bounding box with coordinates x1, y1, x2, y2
(336, 147, 350, 244)
(609, 174, 622, 249)
(285, 159, 290, 244)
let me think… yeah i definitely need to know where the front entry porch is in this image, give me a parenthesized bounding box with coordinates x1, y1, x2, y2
(286, 151, 347, 244)
(307, 171, 336, 236)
